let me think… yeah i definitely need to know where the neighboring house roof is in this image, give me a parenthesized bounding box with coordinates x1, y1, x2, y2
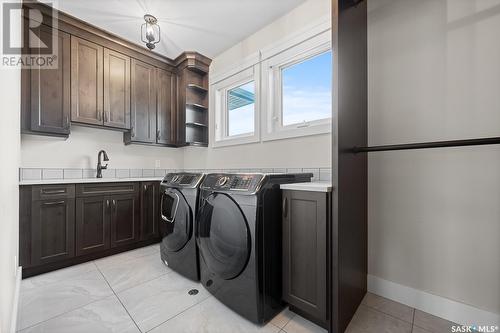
(228, 88, 255, 110)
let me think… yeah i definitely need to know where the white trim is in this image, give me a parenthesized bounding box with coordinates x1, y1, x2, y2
(211, 65, 260, 148)
(210, 51, 260, 85)
(367, 274, 500, 327)
(261, 31, 332, 142)
(10, 266, 22, 333)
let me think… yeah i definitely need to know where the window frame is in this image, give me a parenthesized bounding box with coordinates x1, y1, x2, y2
(212, 65, 260, 147)
(262, 31, 332, 141)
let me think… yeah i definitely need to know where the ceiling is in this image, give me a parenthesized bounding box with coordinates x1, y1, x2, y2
(49, 0, 306, 59)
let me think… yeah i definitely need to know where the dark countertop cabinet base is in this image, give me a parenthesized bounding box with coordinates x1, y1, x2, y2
(20, 181, 161, 278)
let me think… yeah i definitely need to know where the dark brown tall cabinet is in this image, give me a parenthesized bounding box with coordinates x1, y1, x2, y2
(157, 69, 176, 145)
(329, 1, 368, 333)
(21, 23, 71, 137)
(282, 190, 330, 327)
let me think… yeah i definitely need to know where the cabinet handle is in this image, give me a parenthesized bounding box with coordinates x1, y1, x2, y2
(106, 199, 110, 209)
(131, 126, 135, 138)
(157, 130, 161, 141)
(144, 184, 147, 191)
(41, 189, 66, 195)
(65, 116, 69, 128)
(97, 112, 102, 121)
(43, 200, 65, 206)
(282, 197, 288, 218)
(104, 112, 108, 123)
(112, 199, 116, 207)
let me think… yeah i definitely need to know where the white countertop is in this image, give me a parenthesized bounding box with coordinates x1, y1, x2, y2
(280, 181, 333, 193)
(19, 177, 164, 186)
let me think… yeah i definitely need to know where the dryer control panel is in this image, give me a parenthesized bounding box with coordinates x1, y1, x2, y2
(201, 174, 265, 193)
(161, 173, 205, 188)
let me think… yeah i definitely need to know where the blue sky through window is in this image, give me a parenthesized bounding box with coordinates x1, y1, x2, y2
(227, 81, 255, 136)
(282, 50, 332, 126)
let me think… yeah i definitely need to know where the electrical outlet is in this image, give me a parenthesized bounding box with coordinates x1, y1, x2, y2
(155, 160, 161, 168)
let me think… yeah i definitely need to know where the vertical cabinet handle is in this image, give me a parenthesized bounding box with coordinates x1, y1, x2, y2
(131, 127, 135, 137)
(157, 130, 161, 141)
(98, 112, 102, 121)
(106, 199, 110, 209)
(112, 199, 116, 207)
(65, 115, 69, 129)
(144, 184, 147, 191)
(283, 197, 288, 218)
(104, 111, 108, 123)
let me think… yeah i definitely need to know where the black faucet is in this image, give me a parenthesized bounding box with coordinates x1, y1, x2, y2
(96, 150, 109, 178)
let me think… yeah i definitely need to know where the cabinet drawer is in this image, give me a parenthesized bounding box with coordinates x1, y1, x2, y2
(76, 182, 138, 197)
(32, 184, 75, 200)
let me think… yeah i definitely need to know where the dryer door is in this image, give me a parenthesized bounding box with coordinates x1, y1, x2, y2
(197, 192, 251, 280)
(160, 188, 192, 252)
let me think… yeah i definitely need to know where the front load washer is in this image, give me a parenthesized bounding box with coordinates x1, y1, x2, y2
(196, 173, 312, 324)
(160, 172, 205, 281)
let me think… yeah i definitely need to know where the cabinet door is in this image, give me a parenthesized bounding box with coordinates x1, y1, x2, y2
(156, 68, 175, 145)
(71, 36, 104, 126)
(30, 25, 71, 135)
(104, 49, 130, 129)
(110, 193, 140, 248)
(31, 198, 75, 265)
(76, 196, 110, 256)
(282, 190, 327, 322)
(140, 182, 160, 240)
(130, 59, 156, 143)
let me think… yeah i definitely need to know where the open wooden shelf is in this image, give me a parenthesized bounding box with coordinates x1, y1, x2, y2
(187, 83, 208, 93)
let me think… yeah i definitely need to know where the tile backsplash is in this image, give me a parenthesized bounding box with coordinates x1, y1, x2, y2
(19, 167, 332, 182)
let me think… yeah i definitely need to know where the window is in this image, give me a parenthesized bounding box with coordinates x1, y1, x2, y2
(282, 51, 332, 127)
(211, 26, 331, 147)
(227, 81, 255, 136)
(213, 66, 260, 147)
(263, 30, 332, 141)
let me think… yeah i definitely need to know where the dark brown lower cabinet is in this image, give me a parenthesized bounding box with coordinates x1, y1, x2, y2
(110, 193, 140, 247)
(20, 181, 160, 277)
(75, 196, 110, 256)
(140, 182, 160, 241)
(282, 190, 330, 328)
(31, 198, 75, 266)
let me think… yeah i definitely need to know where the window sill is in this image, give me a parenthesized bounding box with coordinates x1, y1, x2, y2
(262, 122, 331, 142)
(212, 135, 260, 148)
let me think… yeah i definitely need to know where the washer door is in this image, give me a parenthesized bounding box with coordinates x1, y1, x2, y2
(197, 193, 251, 280)
(161, 188, 192, 252)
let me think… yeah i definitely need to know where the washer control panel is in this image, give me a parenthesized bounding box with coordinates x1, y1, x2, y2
(162, 173, 205, 188)
(201, 174, 265, 193)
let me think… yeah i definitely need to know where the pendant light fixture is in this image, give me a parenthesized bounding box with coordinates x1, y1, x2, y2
(141, 14, 160, 50)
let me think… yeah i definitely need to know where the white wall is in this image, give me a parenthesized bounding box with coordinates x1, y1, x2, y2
(21, 126, 183, 169)
(368, 0, 500, 316)
(182, 0, 332, 170)
(0, 1, 21, 331)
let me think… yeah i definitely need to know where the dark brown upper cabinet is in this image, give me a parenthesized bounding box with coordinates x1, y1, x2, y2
(125, 59, 157, 144)
(21, 24, 71, 137)
(156, 68, 176, 145)
(282, 190, 329, 328)
(175, 54, 211, 147)
(71, 36, 104, 126)
(103, 49, 131, 129)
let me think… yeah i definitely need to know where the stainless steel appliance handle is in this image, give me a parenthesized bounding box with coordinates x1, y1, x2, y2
(161, 191, 180, 223)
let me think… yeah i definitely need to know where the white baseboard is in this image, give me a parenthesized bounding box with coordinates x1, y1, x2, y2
(9, 266, 22, 333)
(367, 274, 500, 327)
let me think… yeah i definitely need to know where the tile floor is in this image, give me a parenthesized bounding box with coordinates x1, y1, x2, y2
(16, 244, 457, 333)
